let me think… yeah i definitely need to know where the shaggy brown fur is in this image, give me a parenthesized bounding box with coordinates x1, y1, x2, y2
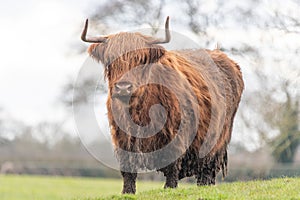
(86, 31, 244, 194)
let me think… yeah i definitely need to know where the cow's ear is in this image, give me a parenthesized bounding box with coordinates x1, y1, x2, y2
(149, 46, 166, 63)
(88, 43, 105, 63)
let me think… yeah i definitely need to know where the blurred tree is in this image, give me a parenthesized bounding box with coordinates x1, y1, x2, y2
(60, 76, 106, 107)
(243, 76, 300, 163)
(32, 121, 70, 147)
(270, 89, 299, 163)
(91, 0, 166, 34)
(0, 107, 5, 145)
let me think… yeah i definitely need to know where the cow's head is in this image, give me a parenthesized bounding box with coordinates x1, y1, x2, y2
(81, 17, 171, 100)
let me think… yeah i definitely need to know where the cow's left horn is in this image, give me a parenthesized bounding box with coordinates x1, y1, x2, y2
(81, 19, 107, 43)
(149, 16, 171, 44)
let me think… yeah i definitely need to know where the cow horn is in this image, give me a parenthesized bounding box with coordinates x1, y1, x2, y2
(81, 19, 107, 43)
(150, 16, 171, 44)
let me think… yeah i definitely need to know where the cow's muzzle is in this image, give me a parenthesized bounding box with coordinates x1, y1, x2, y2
(112, 81, 134, 101)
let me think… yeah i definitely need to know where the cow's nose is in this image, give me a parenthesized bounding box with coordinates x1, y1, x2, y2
(115, 82, 133, 96)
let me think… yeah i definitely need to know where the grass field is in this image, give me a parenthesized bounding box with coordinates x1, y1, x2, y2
(1, 175, 300, 200)
(0, 175, 164, 200)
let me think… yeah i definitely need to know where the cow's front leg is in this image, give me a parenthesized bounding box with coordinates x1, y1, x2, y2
(162, 163, 179, 188)
(121, 171, 137, 194)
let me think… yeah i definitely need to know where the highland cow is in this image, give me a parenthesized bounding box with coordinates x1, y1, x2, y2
(81, 17, 244, 194)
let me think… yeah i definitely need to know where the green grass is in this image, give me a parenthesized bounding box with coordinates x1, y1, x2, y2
(111, 178, 300, 200)
(1, 175, 300, 200)
(0, 175, 163, 200)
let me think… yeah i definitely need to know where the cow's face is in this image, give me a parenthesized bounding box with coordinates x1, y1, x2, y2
(81, 17, 171, 94)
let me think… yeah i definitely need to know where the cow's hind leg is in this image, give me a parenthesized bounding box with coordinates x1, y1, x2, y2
(196, 149, 227, 186)
(162, 162, 179, 188)
(121, 171, 137, 194)
(196, 165, 217, 186)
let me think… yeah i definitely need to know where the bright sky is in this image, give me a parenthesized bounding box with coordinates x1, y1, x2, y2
(0, 0, 100, 124)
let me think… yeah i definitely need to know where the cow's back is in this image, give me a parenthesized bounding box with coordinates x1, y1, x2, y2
(170, 49, 244, 180)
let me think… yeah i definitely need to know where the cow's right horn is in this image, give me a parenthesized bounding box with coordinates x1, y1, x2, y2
(81, 19, 107, 43)
(149, 16, 171, 45)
